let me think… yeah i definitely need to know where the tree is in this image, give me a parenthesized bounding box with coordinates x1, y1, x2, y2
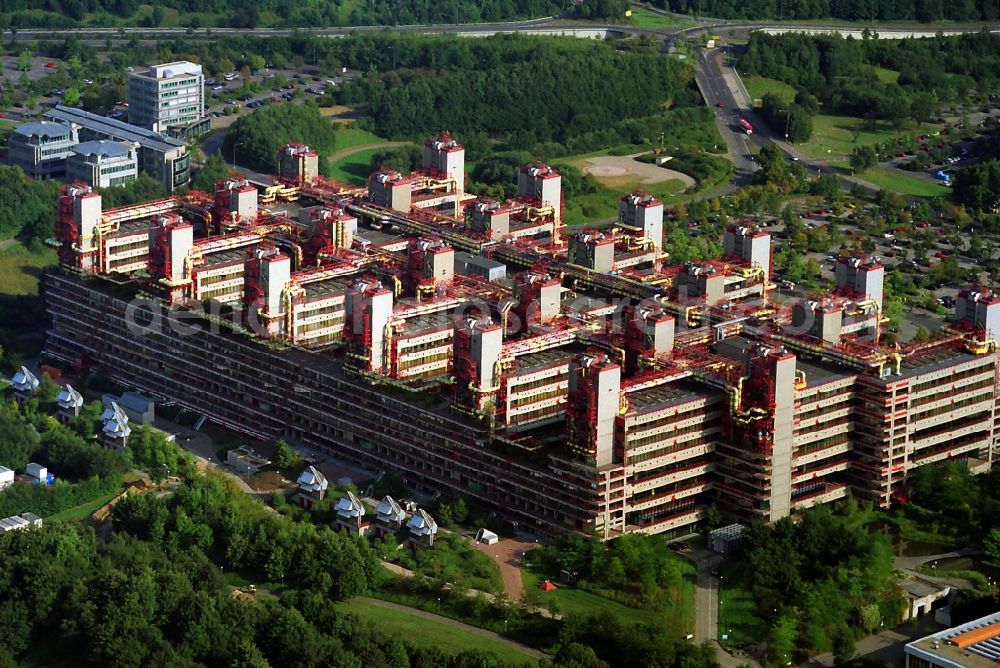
(832, 625, 856, 665)
(273, 439, 298, 470)
(190, 154, 231, 192)
(62, 86, 80, 107)
(451, 496, 469, 524)
(16, 51, 30, 72)
(983, 529, 1000, 562)
(850, 145, 878, 173)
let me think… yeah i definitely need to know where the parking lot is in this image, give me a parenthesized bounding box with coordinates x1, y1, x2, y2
(0, 52, 359, 128)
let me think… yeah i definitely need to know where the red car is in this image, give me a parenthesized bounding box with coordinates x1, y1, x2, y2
(45, 62, 56, 69)
(716, 101, 725, 108)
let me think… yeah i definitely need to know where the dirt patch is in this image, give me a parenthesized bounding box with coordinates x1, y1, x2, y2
(584, 165, 629, 177)
(579, 153, 696, 189)
(472, 538, 540, 601)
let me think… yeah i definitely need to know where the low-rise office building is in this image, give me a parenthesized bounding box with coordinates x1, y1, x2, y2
(7, 121, 78, 180)
(44, 106, 190, 190)
(66, 140, 138, 189)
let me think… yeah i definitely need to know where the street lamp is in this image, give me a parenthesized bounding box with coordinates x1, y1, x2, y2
(232, 141, 244, 168)
(778, 109, 791, 142)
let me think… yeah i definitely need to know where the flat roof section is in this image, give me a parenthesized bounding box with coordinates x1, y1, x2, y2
(302, 277, 352, 299)
(203, 249, 247, 268)
(796, 359, 851, 385)
(898, 347, 976, 379)
(45, 105, 186, 154)
(400, 312, 454, 335)
(906, 611, 1000, 668)
(513, 348, 575, 373)
(627, 381, 701, 412)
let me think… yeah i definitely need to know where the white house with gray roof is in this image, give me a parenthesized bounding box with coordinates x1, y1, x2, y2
(334, 491, 370, 536)
(10, 366, 39, 404)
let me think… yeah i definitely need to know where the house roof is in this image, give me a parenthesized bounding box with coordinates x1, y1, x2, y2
(406, 509, 437, 537)
(11, 366, 39, 392)
(56, 385, 83, 409)
(376, 495, 406, 523)
(334, 491, 365, 518)
(297, 465, 328, 494)
(14, 121, 70, 139)
(73, 140, 132, 159)
(45, 105, 186, 154)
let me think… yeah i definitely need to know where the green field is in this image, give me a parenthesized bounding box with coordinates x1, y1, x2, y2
(562, 179, 688, 226)
(859, 168, 951, 197)
(627, 7, 697, 29)
(47, 487, 124, 523)
(872, 66, 900, 84)
(334, 126, 387, 151)
(718, 560, 769, 647)
(521, 558, 696, 635)
(0, 241, 57, 296)
(798, 114, 914, 159)
(337, 599, 538, 665)
(326, 147, 383, 184)
(741, 76, 797, 106)
(521, 569, 662, 626)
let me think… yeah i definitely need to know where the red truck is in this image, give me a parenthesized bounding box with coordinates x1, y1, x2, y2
(738, 118, 753, 135)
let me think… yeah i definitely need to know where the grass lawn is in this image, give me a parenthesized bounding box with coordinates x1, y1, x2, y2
(859, 168, 951, 197)
(393, 532, 504, 594)
(741, 76, 797, 106)
(327, 147, 387, 184)
(334, 126, 387, 151)
(627, 7, 697, 29)
(872, 66, 900, 84)
(797, 114, 916, 159)
(47, 486, 124, 523)
(0, 118, 18, 138)
(718, 560, 770, 647)
(521, 569, 664, 627)
(0, 241, 57, 296)
(563, 180, 688, 226)
(337, 599, 538, 665)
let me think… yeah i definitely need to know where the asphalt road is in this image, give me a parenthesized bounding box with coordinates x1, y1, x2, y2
(4, 14, 999, 44)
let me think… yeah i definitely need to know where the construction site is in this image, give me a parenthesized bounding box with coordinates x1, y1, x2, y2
(42, 132, 1000, 539)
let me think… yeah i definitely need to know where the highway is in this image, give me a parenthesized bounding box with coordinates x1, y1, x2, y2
(4, 14, 998, 42)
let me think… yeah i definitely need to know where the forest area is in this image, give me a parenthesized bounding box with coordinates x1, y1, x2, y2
(0, 0, 623, 29)
(660, 0, 1000, 21)
(0, 381, 720, 668)
(739, 31, 1000, 127)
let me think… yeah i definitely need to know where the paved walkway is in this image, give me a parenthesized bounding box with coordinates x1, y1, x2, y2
(894, 547, 980, 572)
(352, 597, 547, 659)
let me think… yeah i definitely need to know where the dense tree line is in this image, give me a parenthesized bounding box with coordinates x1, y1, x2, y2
(0, 165, 59, 242)
(660, 0, 1000, 22)
(745, 503, 902, 664)
(334, 35, 697, 142)
(953, 159, 1000, 211)
(906, 462, 1000, 549)
(0, 0, 633, 29)
(223, 102, 339, 174)
(740, 32, 1000, 125)
(759, 92, 813, 143)
(0, 520, 535, 668)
